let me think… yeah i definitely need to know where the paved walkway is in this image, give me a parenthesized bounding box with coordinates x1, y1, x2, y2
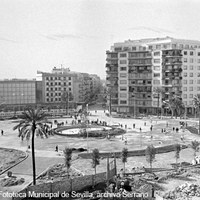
(0, 150, 64, 200)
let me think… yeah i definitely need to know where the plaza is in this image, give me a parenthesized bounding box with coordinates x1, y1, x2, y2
(0, 108, 200, 199)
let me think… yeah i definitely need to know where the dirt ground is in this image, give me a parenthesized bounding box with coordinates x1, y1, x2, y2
(0, 148, 26, 173)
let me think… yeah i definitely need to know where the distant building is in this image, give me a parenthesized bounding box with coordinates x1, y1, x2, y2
(38, 67, 101, 109)
(106, 37, 200, 114)
(0, 79, 37, 111)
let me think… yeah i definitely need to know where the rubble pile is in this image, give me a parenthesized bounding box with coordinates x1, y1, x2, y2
(163, 183, 200, 199)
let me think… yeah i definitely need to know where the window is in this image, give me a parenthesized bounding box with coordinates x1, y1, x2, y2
(119, 60, 127, 64)
(154, 52, 160, 56)
(183, 72, 187, 77)
(120, 80, 127, 84)
(46, 82, 49, 85)
(183, 65, 187, 70)
(120, 73, 127, 78)
(154, 73, 160, 77)
(120, 93, 127, 98)
(190, 58, 194, 63)
(198, 59, 200, 63)
(46, 77, 49, 80)
(156, 45, 161, 49)
(69, 77, 71, 80)
(183, 87, 187, 91)
(69, 82, 71, 85)
(183, 94, 187, 98)
(198, 80, 200, 84)
(120, 100, 127, 104)
(55, 88, 57, 91)
(198, 66, 200, 70)
(189, 94, 193, 98)
(132, 46, 136, 51)
(69, 88, 71, 91)
(46, 98, 49, 102)
(153, 80, 160, 84)
(184, 51, 187, 55)
(120, 87, 127, 91)
(120, 67, 126, 71)
(198, 73, 200, 77)
(154, 59, 160, 63)
(120, 53, 126, 57)
(190, 73, 193, 77)
(198, 52, 200, 56)
(185, 44, 189, 49)
(198, 87, 200, 91)
(153, 66, 160, 71)
(190, 51, 194, 56)
(189, 80, 193, 84)
(184, 58, 187, 62)
(183, 80, 187, 84)
(189, 87, 193, 91)
(190, 66, 193, 70)
(46, 88, 49, 91)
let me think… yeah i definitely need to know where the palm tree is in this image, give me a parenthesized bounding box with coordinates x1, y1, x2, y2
(92, 148, 100, 186)
(191, 140, 200, 158)
(13, 107, 52, 185)
(121, 148, 128, 175)
(193, 94, 200, 134)
(63, 147, 73, 178)
(153, 87, 164, 117)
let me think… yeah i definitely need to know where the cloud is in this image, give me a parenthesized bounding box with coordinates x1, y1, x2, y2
(40, 33, 99, 41)
(129, 26, 173, 34)
(0, 37, 18, 43)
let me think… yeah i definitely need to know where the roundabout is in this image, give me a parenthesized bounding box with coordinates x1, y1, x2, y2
(53, 124, 126, 138)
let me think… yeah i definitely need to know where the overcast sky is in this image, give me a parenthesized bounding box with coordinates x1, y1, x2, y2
(0, 0, 200, 79)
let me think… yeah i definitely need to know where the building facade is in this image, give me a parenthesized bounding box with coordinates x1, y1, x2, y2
(106, 37, 200, 115)
(0, 79, 36, 111)
(38, 67, 101, 109)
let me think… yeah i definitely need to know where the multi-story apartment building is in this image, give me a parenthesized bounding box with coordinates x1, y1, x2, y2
(39, 67, 101, 108)
(106, 37, 200, 115)
(0, 79, 37, 111)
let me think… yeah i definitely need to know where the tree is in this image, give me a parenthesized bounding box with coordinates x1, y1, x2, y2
(92, 148, 100, 186)
(193, 94, 200, 134)
(145, 145, 156, 171)
(61, 91, 73, 115)
(165, 94, 185, 118)
(63, 147, 73, 178)
(174, 144, 181, 164)
(153, 87, 164, 117)
(121, 148, 128, 175)
(191, 140, 200, 158)
(13, 107, 51, 185)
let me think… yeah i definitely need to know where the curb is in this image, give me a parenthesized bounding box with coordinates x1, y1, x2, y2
(0, 148, 29, 176)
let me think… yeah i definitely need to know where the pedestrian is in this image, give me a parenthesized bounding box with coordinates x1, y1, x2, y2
(140, 127, 142, 132)
(150, 126, 153, 131)
(133, 124, 135, 129)
(161, 128, 163, 133)
(125, 124, 127, 129)
(173, 127, 175, 131)
(166, 122, 168, 127)
(121, 124, 123, 128)
(55, 145, 58, 152)
(144, 122, 146, 126)
(1, 130, 3, 136)
(176, 128, 179, 133)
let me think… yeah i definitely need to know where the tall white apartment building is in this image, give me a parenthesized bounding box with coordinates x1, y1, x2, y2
(106, 37, 200, 115)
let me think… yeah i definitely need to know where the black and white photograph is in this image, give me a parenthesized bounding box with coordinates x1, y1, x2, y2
(0, 0, 200, 199)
